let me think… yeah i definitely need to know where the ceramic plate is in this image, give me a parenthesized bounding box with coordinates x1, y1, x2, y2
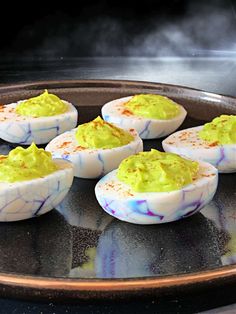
(0, 80, 235, 300)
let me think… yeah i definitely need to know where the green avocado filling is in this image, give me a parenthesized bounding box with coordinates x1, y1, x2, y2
(75, 116, 134, 149)
(0, 143, 58, 183)
(198, 115, 236, 145)
(16, 90, 68, 117)
(117, 149, 199, 192)
(124, 94, 180, 120)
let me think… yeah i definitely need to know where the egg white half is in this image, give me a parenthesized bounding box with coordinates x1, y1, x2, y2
(95, 161, 218, 224)
(0, 159, 74, 222)
(0, 100, 78, 144)
(45, 128, 143, 179)
(162, 126, 236, 173)
(101, 96, 187, 139)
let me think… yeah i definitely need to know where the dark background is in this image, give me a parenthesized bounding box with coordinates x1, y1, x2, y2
(1, 0, 236, 59)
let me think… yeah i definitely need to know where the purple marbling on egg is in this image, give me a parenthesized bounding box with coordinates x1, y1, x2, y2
(95, 162, 218, 224)
(216, 146, 225, 167)
(0, 159, 74, 222)
(0, 101, 78, 145)
(139, 121, 151, 138)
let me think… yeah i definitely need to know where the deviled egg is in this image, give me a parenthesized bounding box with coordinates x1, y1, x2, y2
(95, 149, 218, 224)
(0, 143, 74, 222)
(46, 116, 143, 179)
(162, 115, 236, 173)
(101, 94, 187, 139)
(0, 90, 78, 144)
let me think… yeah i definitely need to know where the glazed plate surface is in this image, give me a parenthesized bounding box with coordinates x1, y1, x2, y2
(0, 80, 235, 300)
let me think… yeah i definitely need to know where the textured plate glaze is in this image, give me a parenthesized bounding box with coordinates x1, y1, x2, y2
(0, 80, 235, 300)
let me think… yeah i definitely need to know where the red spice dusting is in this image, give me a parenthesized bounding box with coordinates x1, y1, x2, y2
(73, 146, 86, 151)
(121, 109, 133, 116)
(179, 131, 189, 140)
(126, 192, 134, 196)
(129, 128, 135, 132)
(58, 141, 72, 148)
(208, 141, 219, 147)
(21, 162, 27, 169)
(107, 183, 115, 189)
(202, 173, 215, 177)
(0, 104, 5, 112)
(166, 141, 174, 145)
(93, 121, 102, 128)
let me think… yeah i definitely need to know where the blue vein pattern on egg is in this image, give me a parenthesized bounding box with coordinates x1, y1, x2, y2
(0, 101, 78, 144)
(101, 96, 187, 139)
(95, 161, 218, 224)
(45, 128, 143, 179)
(0, 159, 74, 222)
(162, 126, 236, 173)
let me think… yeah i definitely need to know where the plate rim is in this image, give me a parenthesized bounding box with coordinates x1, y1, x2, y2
(1, 78, 236, 99)
(1, 264, 236, 292)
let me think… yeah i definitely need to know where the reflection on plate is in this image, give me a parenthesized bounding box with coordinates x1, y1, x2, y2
(95, 212, 228, 278)
(201, 173, 236, 265)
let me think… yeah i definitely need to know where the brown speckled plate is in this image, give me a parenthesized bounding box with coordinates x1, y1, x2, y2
(0, 80, 235, 301)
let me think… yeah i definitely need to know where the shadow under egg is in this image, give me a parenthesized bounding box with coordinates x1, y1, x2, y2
(0, 211, 73, 277)
(56, 177, 113, 231)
